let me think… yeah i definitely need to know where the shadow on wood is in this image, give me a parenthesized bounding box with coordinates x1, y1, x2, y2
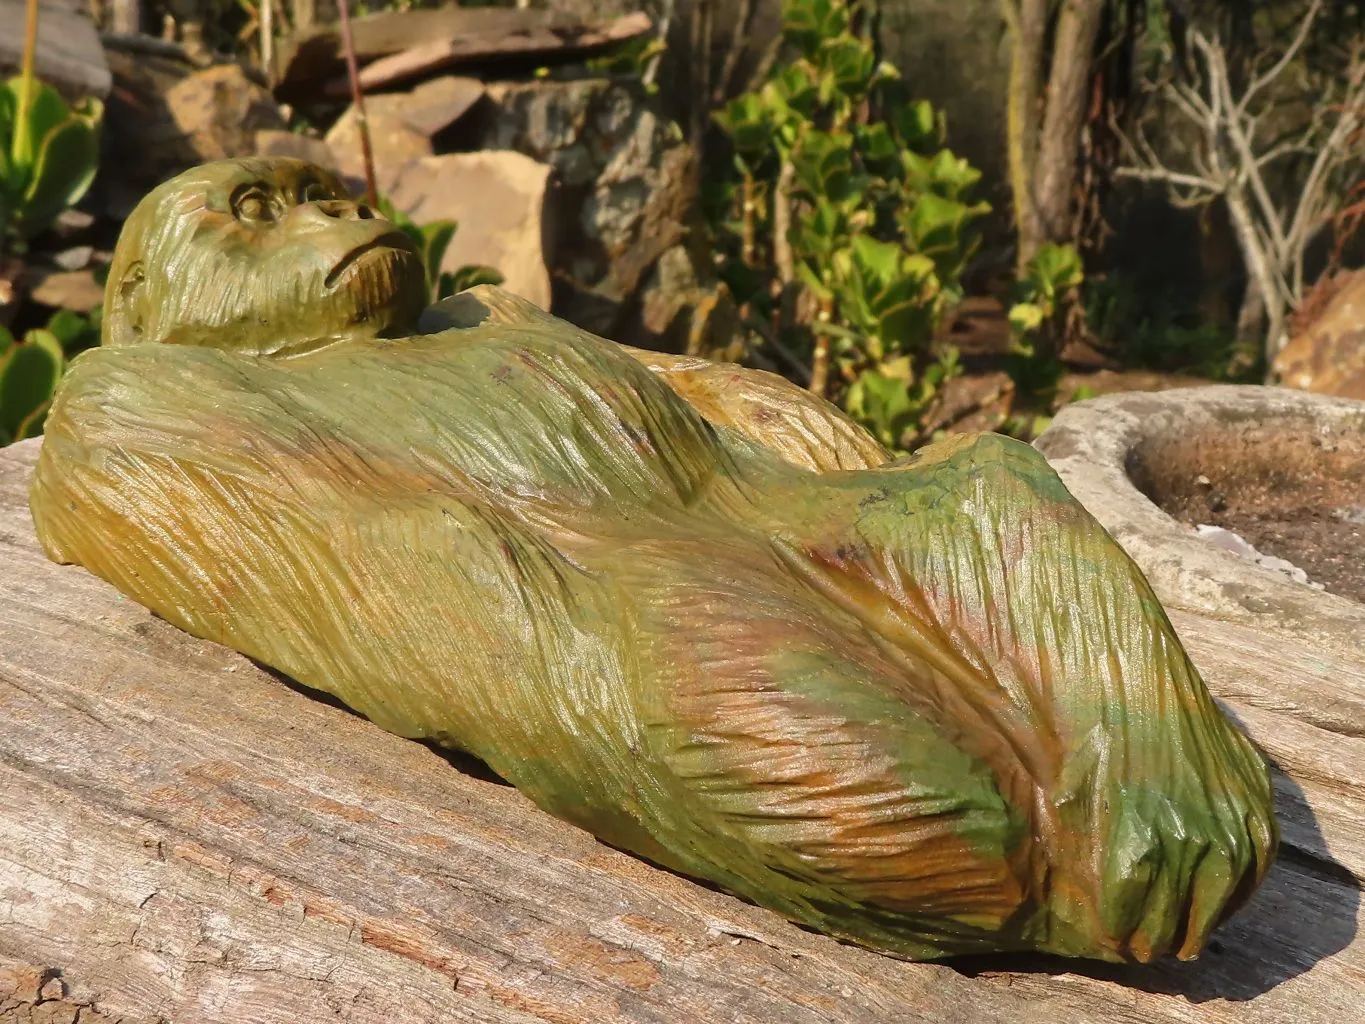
(948, 757, 1359, 1003)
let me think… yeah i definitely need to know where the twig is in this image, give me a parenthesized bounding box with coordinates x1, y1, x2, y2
(100, 32, 196, 60)
(1239, 0, 1325, 115)
(743, 314, 812, 385)
(771, 159, 798, 341)
(744, 33, 783, 94)
(261, 0, 274, 74)
(15, 0, 39, 168)
(1195, 31, 1287, 258)
(1284, 63, 1365, 266)
(642, 0, 673, 90)
(336, 0, 377, 208)
(1113, 166, 1220, 193)
(712, 0, 753, 105)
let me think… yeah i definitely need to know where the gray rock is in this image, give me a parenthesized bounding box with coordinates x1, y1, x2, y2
(636, 244, 741, 359)
(164, 64, 287, 163)
(472, 78, 705, 339)
(326, 76, 485, 197)
(387, 151, 553, 311)
(50, 246, 94, 272)
(480, 79, 610, 188)
(1193, 525, 1323, 589)
(253, 130, 340, 173)
(24, 268, 104, 314)
(1035, 386, 1365, 659)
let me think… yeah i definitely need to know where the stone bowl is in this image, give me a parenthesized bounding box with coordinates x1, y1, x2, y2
(1034, 385, 1365, 658)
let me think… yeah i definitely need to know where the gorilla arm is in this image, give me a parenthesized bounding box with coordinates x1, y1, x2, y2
(418, 287, 892, 474)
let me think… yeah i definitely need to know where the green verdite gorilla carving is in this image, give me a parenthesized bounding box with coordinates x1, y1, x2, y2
(29, 158, 1277, 964)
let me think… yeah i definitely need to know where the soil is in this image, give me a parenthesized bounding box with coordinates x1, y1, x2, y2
(1128, 417, 1365, 604)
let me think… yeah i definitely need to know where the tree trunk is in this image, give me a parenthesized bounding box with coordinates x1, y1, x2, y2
(1001, 0, 1049, 271)
(1225, 187, 1287, 373)
(1235, 275, 1266, 353)
(1032, 0, 1105, 256)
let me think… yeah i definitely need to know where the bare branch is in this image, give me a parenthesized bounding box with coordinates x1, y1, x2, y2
(1167, 79, 1213, 126)
(1198, 29, 1290, 258)
(711, 0, 752, 105)
(1284, 65, 1365, 255)
(1254, 142, 1312, 168)
(1121, 0, 1360, 363)
(1114, 166, 1221, 194)
(1239, 0, 1326, 115)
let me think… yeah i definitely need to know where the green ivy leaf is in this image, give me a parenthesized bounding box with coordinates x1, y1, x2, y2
(0, 328, 64, 439)
(819, 36, 877, 95)
(783, 0, 848, 59)
(4, 78, 68, 174)
(20, 111, 102, 235)
(447, 265, 505, 295)
(1031, 242, 1085, 293)
(791, 129, 854, 203)
(1009, 302, 1046, 333)
(419, 220, 457, 292)
(45, 308, 95, 350)
(849, 234, 902, 292)
(890, 99, 940, 150)
(714, 93, 775, 157)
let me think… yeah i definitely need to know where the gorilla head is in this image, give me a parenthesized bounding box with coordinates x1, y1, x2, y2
(102, 158, 427, 357)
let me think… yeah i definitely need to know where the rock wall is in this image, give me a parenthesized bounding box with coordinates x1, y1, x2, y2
(465, 77, 731, 350)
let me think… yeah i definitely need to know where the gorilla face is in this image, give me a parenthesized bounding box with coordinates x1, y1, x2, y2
(103, 158, 428, 357)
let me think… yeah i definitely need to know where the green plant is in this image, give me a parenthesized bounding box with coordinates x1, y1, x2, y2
(1084, 271, 1252, 380)
(0, 304, 101, 447)
(0, 322, 63, 444)
(586, 34, 668, 93)
(0, 77, 103, 250)
(844, 346, 961, 451)
(711, 0, 988, 451)
(45, 304, 102, 356)
(376, 197, 504, 302)
(1000, 241, 1084, 437)
(1008, 241, 1084, 344)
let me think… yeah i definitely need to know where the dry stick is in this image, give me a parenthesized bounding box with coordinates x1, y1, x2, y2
(740, 174, 756, 268)
(261, 0, 274, 76)
(1238, 0, 1325, 116)
(642, 0, 674, 90)
(771, 158, 798, 350)
(15, 0, 40, 168)
(743, 314, 812, 385)
(809, 299, 833, 398)
(712, 0, 754, 106)
(337, 0, 378, 208)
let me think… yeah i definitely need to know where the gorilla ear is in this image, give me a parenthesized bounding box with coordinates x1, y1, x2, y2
(104, 261, 147, 347)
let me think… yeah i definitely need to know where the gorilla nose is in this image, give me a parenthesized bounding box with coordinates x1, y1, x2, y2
(291, 199, 378, 230)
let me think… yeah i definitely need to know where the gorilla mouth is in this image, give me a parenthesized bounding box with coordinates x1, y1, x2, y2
(325, 231, 414, 288)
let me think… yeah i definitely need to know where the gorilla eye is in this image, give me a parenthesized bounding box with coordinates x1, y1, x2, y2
(232, 186, 277, 224)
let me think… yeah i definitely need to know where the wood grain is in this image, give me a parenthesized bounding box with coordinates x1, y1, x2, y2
(1, 437, 1362, 1023)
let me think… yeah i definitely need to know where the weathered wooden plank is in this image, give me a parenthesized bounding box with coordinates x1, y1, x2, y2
(1, 436, 1363, 1023)
(0, 0, 111, 100)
